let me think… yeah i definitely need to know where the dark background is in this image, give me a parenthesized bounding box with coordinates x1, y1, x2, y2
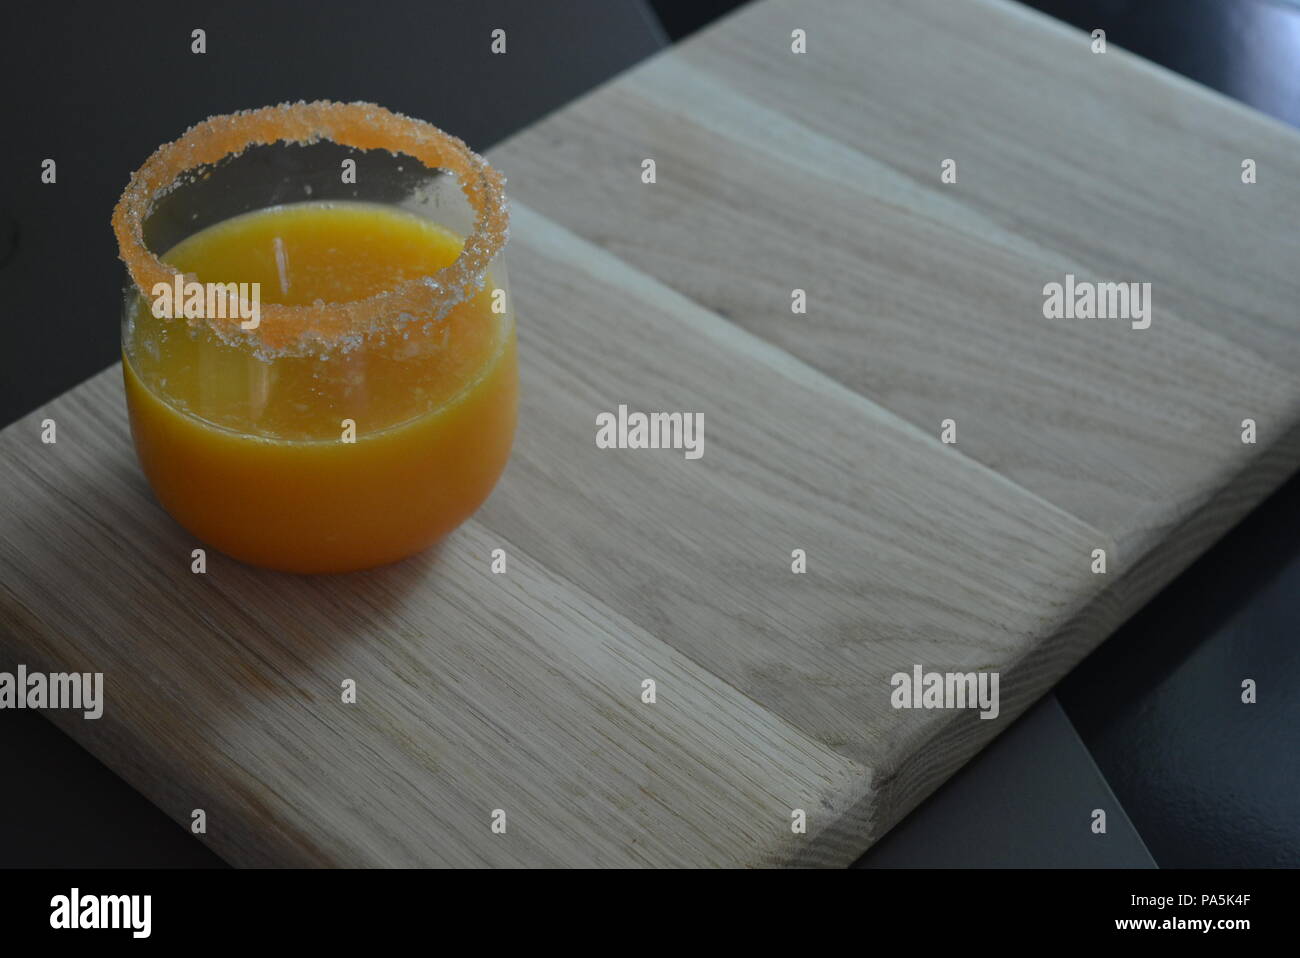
(1, 0, 1296, 867)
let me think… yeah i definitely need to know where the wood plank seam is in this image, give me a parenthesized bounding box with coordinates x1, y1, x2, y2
(0, 377, 879, 865)
(507, 201, 1116, 552)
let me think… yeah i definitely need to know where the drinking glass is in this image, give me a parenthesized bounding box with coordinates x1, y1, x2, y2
(113, 102, 516, 573)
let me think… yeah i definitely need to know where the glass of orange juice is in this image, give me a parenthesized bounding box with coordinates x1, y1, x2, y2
(112, 102, 516, 574)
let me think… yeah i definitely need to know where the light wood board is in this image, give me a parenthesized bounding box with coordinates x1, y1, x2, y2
(2, 0, 1298, 866)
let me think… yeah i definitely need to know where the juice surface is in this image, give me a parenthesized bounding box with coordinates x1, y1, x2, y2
(124, 201, 517, 573)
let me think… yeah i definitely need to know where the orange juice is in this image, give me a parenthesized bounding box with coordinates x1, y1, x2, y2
(123, 201, 517, 573)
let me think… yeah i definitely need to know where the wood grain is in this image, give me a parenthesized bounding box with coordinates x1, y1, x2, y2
(0, 368, 875, 866)
(667, 0, 1300, 369)
(2, 0, 1298, 866)
(490, 21, 1300, 565)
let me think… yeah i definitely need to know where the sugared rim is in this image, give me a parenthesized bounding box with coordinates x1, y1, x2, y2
(111, 100, 508, 352)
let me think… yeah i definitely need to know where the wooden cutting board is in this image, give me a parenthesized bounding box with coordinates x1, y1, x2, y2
(2, 0, 1298, 867)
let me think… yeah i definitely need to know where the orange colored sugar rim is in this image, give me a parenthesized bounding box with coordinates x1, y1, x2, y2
(111, 100, 508, 352)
